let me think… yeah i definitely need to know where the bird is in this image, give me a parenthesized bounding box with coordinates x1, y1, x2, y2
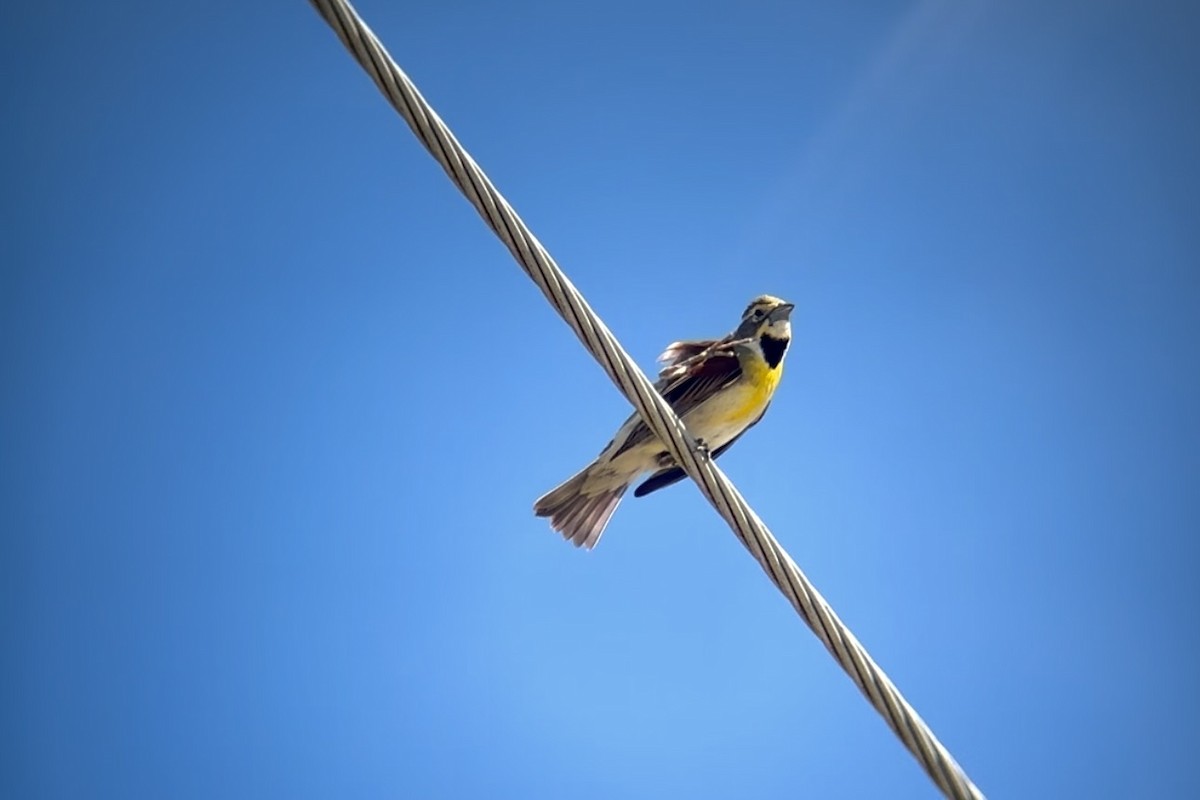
(534, 295, 795, 549)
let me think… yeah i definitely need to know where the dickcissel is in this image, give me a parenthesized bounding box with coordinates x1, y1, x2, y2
(534, 295, 794, 548)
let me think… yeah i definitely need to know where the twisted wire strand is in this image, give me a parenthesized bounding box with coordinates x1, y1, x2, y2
(307, 2, 984, 797)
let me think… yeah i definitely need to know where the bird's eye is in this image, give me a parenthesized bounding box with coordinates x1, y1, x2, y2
(753, 308, 766, 320)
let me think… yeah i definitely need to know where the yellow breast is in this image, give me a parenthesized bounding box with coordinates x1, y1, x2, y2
(723, 359, 783, 424)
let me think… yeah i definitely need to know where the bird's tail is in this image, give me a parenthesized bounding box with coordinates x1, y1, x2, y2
(534, 462, 629, 550)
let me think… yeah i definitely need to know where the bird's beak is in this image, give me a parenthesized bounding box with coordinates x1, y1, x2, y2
(770, 303, 795, 320)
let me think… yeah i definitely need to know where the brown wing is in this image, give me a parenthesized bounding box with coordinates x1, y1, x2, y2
(657, 338, 721, 370)
(611, 344, 744, 458)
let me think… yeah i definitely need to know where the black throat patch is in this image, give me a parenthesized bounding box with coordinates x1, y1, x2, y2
(760, 334, 789, 369)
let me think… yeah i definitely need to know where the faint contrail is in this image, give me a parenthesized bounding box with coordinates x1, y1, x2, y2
(732, 0, 988, 270)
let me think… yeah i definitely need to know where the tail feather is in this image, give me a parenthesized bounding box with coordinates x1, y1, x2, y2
(534, 465, 629, 549)
(574, 491, 625, 548)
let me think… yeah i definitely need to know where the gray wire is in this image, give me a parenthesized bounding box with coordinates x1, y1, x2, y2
(306, 1, 985, 797)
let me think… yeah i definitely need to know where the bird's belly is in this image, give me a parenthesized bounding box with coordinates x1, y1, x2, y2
(603, 364, 781, 474)
(685, 373, 777, 449)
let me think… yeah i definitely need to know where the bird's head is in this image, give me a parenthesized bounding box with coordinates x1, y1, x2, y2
(735, 294, 795, 341)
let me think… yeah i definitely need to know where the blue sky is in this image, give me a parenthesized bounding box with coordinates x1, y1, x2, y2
(4, 0, 1198, 797)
